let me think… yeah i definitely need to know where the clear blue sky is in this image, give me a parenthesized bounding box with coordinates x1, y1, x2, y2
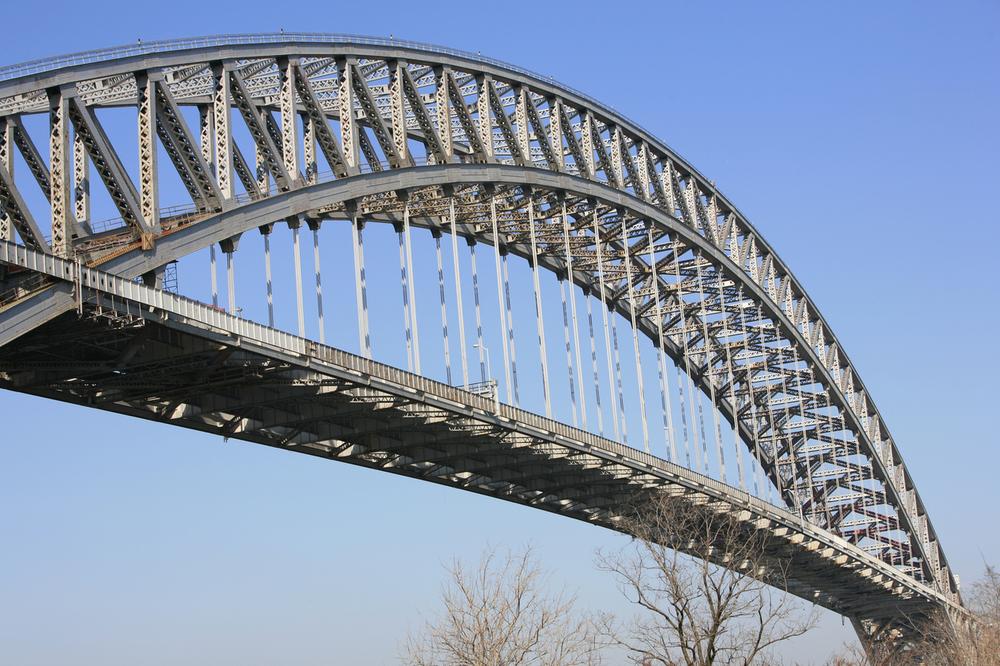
(1, 1, 998, 664)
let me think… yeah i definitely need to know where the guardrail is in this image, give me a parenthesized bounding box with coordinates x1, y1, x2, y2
(0, 239, 956, 609)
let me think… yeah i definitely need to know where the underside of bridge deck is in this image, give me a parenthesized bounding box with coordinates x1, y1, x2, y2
(0, 296, 946, 635)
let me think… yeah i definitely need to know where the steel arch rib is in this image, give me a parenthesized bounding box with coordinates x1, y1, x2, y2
(0, 35, 956, 603)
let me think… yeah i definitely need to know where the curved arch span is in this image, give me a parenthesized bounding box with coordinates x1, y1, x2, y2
(0, 35, 956, 602)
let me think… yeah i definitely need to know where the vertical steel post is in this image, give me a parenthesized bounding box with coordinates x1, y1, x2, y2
(209, 244, 219, 307)
(621, 215, 650, 452)
(469, 238, 486, 382)
(48, 88, 72, 258)
(261, 225, 274, 327)
(593, 208, 621, 442)
(559, 276, 578, 426)
(648, 225, 678, 462)
(586, 293, 605, 436)
(501, 251, 520, 405)
(528, 196, 551, 418)
(611, 314, 629, 444)
(491, 196, 513, 404)
(449, 197, 469, 387)
(351, 212, 372, 357)
(397, 222, 414, 371)
(226, 248, 236, 313)
(561, 201, 587, 428)
(73, 129, 89, 227)
(434, 230, 453, 384)
(404, 201, 421, 373)
(309, 219, 325, 344)
(290, 217, 306, 337)
(671, 242, 696, 469)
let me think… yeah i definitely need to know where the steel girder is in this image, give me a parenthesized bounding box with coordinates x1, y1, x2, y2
(0, 37, 956, 606)
(0, 269, 960, 636)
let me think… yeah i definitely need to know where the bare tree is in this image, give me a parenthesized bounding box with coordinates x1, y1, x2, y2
(596, 494, 818, 665)
(402, 545, 603, 666)
(828, 564, 1000, 666)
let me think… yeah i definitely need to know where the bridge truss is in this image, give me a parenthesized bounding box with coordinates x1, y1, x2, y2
(0, 34, 961, 642)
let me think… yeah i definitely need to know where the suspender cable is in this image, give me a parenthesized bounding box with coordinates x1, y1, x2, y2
(469, 239, 486, 383)
(491, 196, 513, 404)
(695, 252, 726, 482)
(351, 214, 372, 358)
(716, 269, 745, 490)
(435, 231, 453, 384)
(290, 219, 306, 337)
(449, 197, 470, 388)
(647, 224, 677, 462)
(671, 243, 697, 469)
(611, 314, 629, 444)
(404, 202, 421, 374)
(210, 244, 219, 307)
(398, 222, 414, 372)
(262, 227, 274, 327)
(559, 275, 578, 426)
(586, 293, 605, 436)
(561, 201, 587, 429)
(310, 221, 325, 344)
(226, 249, 236, 314)
(621, 216, 650, 453)
(593, 208, 621, 442)
(527, 196, 551, 418)
(501, 251, 521, 405)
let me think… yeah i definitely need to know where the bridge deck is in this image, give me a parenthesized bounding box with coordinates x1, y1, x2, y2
(0, 243, 956, 628)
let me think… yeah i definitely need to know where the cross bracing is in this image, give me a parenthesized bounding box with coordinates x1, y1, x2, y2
(0, 35, 960, 642)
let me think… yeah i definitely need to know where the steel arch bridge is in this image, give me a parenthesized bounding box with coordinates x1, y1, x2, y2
(0, 33, 961, 645)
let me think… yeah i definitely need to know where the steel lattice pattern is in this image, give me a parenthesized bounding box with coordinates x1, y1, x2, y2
(0, 34, 959, 620)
